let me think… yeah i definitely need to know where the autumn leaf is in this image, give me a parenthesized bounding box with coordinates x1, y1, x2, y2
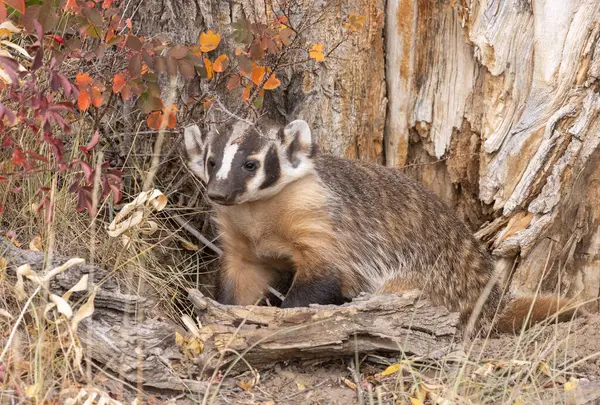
(90, 86, 103, 107)
(80, 131, 100, 154)
(147, 108, 177, 130)
(203, 57, 213, 80)
(12, 148, 25, 166)
(263, 72, 280, 90)
(199, 29, 220, 52)
(213, 54, 229, 72)
(75, 72, 92, 89)
(121, 85, 133, 100)
(226, 75, 240, 90)
(202, 98, 213, 109)
(345, 14, 366, 32)
(113, 72, 126, 93)
(167, 111, 176, 128)
(125, 35, 142, 51)
(309, 43, 325, 62)
(251, 64, 265, 85)
(147, 110, 163, 130)
(78, 90, 91, 111)
(167, 44, 188, 59)
(4, 0, 25, 14)
(242, 84, 251, 102)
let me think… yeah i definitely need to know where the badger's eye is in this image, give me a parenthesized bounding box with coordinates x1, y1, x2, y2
(207, 158, 216, 168)
(243, 160, 259, 172)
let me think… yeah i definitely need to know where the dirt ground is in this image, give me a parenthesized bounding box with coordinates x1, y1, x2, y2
(105, 315, 600, 405)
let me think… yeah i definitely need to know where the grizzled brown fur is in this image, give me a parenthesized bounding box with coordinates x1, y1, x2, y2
(184, 119, 578, 335)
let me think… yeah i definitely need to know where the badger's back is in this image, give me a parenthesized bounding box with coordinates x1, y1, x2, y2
(314, 154, 498, 314)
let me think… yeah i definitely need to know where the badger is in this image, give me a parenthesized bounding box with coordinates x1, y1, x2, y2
(184, 118, 576, 334)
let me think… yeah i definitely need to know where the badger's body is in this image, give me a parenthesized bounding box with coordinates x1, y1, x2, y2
(185, 119, 576, 333)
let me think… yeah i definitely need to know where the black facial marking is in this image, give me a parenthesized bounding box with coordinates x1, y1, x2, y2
(281, 274, 346, 308)
(259, 144, 281, 190)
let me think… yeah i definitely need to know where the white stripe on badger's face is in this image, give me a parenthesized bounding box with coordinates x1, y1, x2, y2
(216, 143, 239, 180)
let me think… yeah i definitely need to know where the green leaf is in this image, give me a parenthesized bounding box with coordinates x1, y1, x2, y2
(253, 94, 263, 109)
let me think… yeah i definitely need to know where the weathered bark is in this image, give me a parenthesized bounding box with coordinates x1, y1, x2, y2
(385, 0, 600, 311)
(187, 288, 458, 371)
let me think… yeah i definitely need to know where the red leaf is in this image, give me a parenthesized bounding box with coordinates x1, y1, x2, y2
(12, 148, 26, 166)
(80, 161, 94, 183)
(80, 130, 100, 153)
(24, 150, 49, 162)
(0, 4, 6, 22)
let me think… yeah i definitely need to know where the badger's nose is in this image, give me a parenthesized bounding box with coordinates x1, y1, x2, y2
(207, 191, 232, 205)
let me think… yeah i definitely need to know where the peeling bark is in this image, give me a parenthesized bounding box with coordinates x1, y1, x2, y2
(386, 0, 600, 311)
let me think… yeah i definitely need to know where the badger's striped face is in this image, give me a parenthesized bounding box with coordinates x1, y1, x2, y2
(185, 120, 315, 205)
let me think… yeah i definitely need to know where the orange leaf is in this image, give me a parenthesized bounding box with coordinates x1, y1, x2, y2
(113, 72, 126, 93)
(147, 111, 162, 130)
(189, 45, 202, 56)
(90, 86, 103, 107)
(204, 57, 214, 80)
(4, 0, 25, 13)
(242, 84, 251, 102)
(251, 65, 265, 85)
(76, 72, 93, 89)
(263, 72, 280, 90)
(202, 98, 214, 109)
(199, 30, 221, 52)
(64, 0, 80, 12)
(212, 54, 229, 72)
(309, 43, 325, 62)
(166, 110, 176, 129)
(78, 91, 91, 111)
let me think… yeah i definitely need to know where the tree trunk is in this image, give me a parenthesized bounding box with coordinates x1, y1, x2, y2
(135, 1, 600, 310)
(385, 0, 600, 311)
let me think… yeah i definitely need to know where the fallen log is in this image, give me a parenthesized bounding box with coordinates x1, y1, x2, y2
(187, 288, 460, 372)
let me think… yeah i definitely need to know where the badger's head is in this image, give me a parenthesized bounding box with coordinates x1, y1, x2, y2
(184, 119, 316, 205)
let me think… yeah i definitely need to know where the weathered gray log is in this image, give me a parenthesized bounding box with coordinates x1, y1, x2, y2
(187, 288, 459, 371)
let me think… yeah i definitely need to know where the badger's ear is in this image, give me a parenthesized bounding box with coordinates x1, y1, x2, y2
(184, 124, 208, 182)
(281, 120, 314, 168)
